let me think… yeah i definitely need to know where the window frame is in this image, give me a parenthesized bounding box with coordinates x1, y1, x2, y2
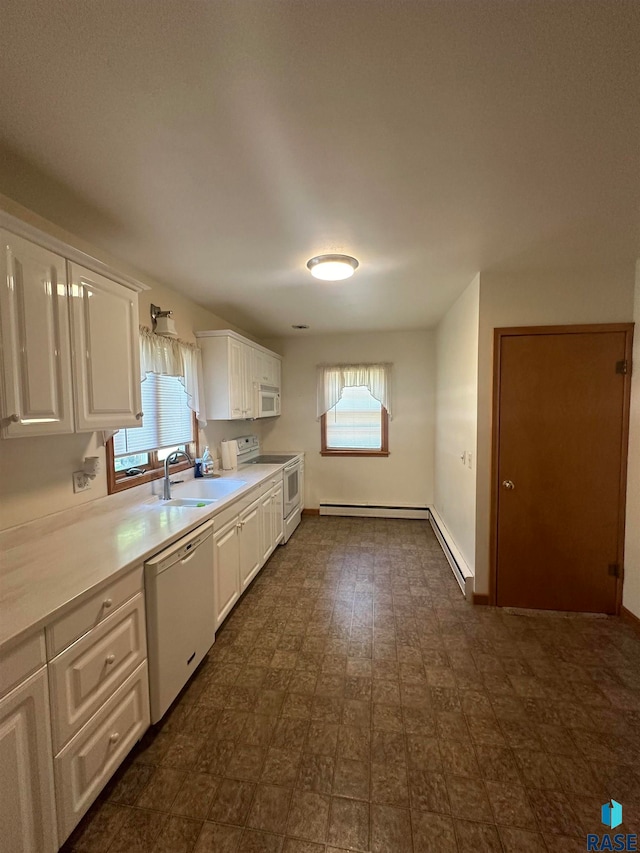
(106, 412, 199, 494)
(320, 405, 390, 457)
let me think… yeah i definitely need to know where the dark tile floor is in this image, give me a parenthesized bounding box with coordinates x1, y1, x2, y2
(62, 516, 640, 853)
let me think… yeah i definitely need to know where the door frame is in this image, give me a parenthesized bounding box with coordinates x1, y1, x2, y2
(489, 323, 634, 612)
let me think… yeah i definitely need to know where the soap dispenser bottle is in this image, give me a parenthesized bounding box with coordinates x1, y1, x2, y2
(201, 446, 214, 477)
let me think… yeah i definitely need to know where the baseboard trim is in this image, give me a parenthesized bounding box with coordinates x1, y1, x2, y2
(302, 508, 320, 516)
(427, 506, 474, 599)
(473, 594, 489, 606)
(319, 503, 429, 520)
(621, 605, 640, 634)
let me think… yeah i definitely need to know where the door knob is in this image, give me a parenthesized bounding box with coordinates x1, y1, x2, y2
(502, 480, 515, 490)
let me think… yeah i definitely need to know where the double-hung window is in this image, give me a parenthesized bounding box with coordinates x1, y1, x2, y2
(107, 373, 197, 492)
(318, 364, 391, 457)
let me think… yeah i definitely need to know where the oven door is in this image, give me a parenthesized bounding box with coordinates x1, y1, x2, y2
(257, 386, 280, 418)
(283, 460, 301, 517)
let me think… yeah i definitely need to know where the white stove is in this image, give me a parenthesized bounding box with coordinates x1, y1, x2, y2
(229, 435, 303, 543)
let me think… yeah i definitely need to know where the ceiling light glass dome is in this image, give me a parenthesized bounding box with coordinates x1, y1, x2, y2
(306, 254, 359, 281)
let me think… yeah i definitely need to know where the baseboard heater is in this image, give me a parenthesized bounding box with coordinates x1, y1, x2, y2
(319, 503, 429, 520)
(428, 506, 474, 599)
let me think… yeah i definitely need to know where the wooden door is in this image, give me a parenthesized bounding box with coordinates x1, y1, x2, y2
(493, 325, 633, 613)
(0, 230, 74, 437)
(68, 263, 142, 431)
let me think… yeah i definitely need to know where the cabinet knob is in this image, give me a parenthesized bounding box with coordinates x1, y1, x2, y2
(103, 598, 113, 608)
(135, 412, 143, 420)
(109, 732, 120, 744)
(9, 413, 20, 423)
(106, 654, 116, 665)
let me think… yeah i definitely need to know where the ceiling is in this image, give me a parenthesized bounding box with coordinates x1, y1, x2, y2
(1, 1, 639, 337)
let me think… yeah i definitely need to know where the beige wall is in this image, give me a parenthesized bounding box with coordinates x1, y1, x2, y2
(474, 267, 636, 596)
(623, 261, 640, 619)
(260, 330, 435, 510)
(0, 196, 261, 530)
(434, 275, 479, 572)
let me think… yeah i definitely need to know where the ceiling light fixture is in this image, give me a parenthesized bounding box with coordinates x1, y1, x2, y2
(306, 254, 359, 281)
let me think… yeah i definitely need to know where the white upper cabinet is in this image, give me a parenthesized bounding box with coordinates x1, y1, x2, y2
(0, 218, 147, 439)
(0, 229, 74, 437)
(252, 349, 280, 388)
(68, 264, 142, 431)
(196, 330, 280, 420)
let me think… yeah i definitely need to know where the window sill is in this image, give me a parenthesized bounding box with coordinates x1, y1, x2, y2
(320, 450, 390, 457)
(109, 460, 193, 494)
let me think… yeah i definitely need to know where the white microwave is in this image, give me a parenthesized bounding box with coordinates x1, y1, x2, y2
(255, 384, 280, 418)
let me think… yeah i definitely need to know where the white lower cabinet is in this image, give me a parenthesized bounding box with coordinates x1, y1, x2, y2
(214, 477, 285, 632)
(239, 499, 261, 592)
(0, 666, 58, 853)
(48, 594, 146, 752)
(214, 518, 241, 629)
(47, 567, 149, 847)
(54, 662, 149, 843)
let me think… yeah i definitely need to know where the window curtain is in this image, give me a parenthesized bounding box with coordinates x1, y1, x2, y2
(317, 363, 392, 419)
(139, 325, 207, 427)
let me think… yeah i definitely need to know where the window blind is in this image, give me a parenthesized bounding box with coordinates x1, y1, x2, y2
(325, 385, 382, 449)
(113, 374, 193, 455)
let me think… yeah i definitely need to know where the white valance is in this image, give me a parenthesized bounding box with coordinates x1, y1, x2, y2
(139, 326, 207, 427)
(317, 363, 392, 419)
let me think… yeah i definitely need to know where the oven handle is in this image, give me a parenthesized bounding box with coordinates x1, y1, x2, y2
(284, 460, 299, 473)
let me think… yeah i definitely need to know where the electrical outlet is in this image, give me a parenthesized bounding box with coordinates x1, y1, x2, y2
(73, 471, 90, 493)
(467, 452, 473, 469)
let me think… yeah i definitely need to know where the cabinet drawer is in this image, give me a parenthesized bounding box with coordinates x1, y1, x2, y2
(54, 661, 149, 845)
(46, 566, 143, 658)
(49, 594, 146, 751)
(0, 630, 46, 698)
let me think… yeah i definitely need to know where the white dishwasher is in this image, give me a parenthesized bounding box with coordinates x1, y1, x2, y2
(145, 520, 215, 723)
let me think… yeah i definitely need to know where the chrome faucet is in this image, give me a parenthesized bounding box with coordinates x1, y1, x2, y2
(162, 449, 192, 500)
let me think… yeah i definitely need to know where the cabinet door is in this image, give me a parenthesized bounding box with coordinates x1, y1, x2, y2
(0, 230, 74, 437)
(252, 348, 266, 385)
(68, 263, 142, 431)
(214, 519, 240, 629)
(0, 667, 58, 853)
(272, 483, 284, 546)
(241, 344, 254, 418)
(259, 492, 273, 564)
(228, 338, 245, 419)
(239, 499, 261, 590)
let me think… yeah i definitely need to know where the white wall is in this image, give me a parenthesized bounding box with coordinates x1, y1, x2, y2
(0, 196, 262, 530)
(261, 330, 435, 510)
(434, 275, 479, 573)
(474, 267, 636, 596)
(623, 261, 640, 619)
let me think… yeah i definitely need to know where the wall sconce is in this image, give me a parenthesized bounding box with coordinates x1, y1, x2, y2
(150, 304, 178, 338)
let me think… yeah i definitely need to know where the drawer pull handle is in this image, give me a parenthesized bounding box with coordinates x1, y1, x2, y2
(109, 732, 120, 744)
(105, 654, 116, 665)
(135, 412, 144, 420)
(9, 413, 20, 423)
(103, 598, 113, 609)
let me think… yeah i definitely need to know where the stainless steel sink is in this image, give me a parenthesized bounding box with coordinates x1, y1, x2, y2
(177, 479, 247, 499)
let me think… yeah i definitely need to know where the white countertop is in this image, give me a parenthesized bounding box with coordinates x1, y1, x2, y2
(0, 460, 299, 654)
